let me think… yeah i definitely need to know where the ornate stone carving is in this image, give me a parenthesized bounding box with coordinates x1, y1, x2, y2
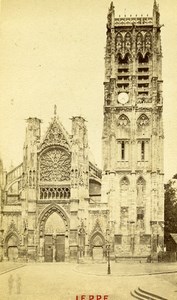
(90, 219, 103, 236)
(40, 119, 70, 151)
(124, 32, 132, 52)
(40, 149, 71, 182)
(91, 235, 104, 246)
(116, 32, 123, 53)
(117, 114, 130, 127)
(4, 221, 22, 246)
(144, 31, 152, 52)
(137, 114, 149, 126)
(120, 177, 129, 190)
(40, 186, 70, 200)
(137, 95, 152, 104)
(136, 32, 143, 53)
(39, 204, 68, 237)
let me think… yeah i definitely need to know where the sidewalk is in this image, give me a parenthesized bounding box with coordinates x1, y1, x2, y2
(0, 262, 26, 275)
(74, 261, 177, 276)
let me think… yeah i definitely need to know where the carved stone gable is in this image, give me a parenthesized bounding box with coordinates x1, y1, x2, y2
(40, 118, 70, 151)
(90, 219, 103, 236)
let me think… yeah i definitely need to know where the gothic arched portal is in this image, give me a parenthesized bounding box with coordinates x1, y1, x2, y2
(5, 233, 19, 261)
(38, 204, 69, 262)
(90, 232, 105, 261)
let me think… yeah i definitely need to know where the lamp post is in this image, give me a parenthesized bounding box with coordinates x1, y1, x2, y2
(106, 227, 111, 275)
(107, 244, 111, 274)
(24, 226, 28, 262)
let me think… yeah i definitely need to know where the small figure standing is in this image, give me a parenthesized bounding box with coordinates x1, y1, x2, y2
(16, 275, 21, 294)
(8, 274, 14, 295)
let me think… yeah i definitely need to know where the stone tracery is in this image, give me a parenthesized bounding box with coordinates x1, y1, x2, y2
(136, 32, 143, 52)
(117, 114, 130, 127)
(137, 114, 149, 127)
(40, 119, 70, 151)
(124, 32, 132, 52)
(40, 148, 71, 182)
(116, 32, 123, 53)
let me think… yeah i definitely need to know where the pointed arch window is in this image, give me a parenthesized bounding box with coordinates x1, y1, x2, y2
(117, 114, 130, 127)
(116, 32, 123, 53)
(144, 32, 152, 52)
(137, 139, 149, 162)
(124, 32, 132, 52)
(137, 177, 146, 205)
(136, 32, 143, 52)
(137, 114, 149, 127)
(120, 177, 129, 202)
(141, 141, 145, 161)
(121, 141, 125, 160)
(117, 140, 129, 161)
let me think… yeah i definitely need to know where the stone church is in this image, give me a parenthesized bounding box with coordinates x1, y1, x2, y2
(0, 1, 164, 262)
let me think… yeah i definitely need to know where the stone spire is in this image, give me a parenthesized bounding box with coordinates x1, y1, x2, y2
(107, 1, 115, 29)
(153, 0, 160, 26)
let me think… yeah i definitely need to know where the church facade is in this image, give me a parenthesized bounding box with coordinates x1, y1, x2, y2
(0, 1, 164, 262)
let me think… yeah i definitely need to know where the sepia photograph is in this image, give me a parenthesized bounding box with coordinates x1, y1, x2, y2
(0, 0, 177, 299)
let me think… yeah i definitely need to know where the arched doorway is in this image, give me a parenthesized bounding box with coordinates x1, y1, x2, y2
(44, 212, 66, 262)
(90, 232, 105, 261)
(38, 206, 69, 262)
(6, 234, 19, 261)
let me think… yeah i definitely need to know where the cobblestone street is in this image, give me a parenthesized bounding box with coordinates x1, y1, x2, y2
(0, 262, 177, 300)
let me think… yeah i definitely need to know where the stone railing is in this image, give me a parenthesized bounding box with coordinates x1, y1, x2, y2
(40, 186, 70, 200)
(115, 17, 153, 26)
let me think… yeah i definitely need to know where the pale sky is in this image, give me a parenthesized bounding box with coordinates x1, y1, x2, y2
(0, 0, 177, 182)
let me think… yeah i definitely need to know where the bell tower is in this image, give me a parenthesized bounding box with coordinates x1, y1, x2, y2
(102, 1, 164, 259)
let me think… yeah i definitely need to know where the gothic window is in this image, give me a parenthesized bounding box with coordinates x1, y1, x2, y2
(117, 114, 130, 127)
(120, 177, 129, 206)
(124, 32, 132, 52)
(137, 139, 149, 162)
(137, 208, 144, 220)
(40, 148, 71, 182)
(116, 32, 123, 53)
(117, 140, 129, 161)
(141, 141, 145, 160)
(144, 32, 152, 52)
(120, 177, 129, 190)
(120, 207, 129, 231)
(136, 32, 143, 53)
(137, 114, 149, 127)
(136, 177, 146, 205)
(138, 140, 150, 162)
(137, 207, 144, 230)
(121, 141, 125, 160)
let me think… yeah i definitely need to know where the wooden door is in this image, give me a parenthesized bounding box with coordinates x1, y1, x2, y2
(44, 235, 53, 262)
(55, 235, 65, 262)
(93, 246, 103, 261)
(8, 246, 18, 261)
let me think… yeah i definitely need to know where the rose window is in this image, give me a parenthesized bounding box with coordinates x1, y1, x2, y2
(40, 149, 71, 182)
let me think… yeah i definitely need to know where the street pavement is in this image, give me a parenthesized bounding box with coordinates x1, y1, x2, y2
(0, 262, 177, 300)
